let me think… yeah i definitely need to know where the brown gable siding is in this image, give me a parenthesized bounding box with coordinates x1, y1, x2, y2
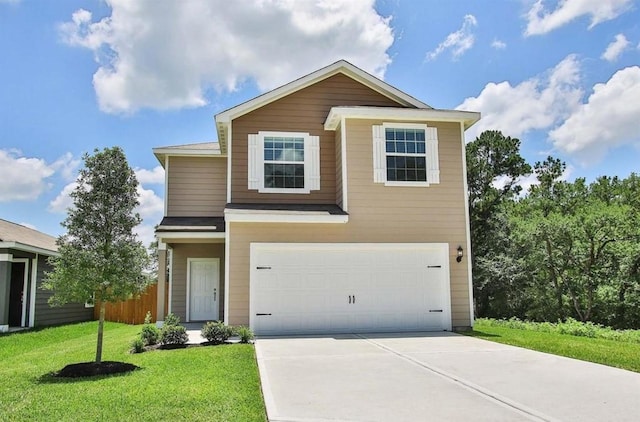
(231, 73, 407, 204)
(167, 156, 227, 217)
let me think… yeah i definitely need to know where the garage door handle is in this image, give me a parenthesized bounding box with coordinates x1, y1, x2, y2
(256, 266, 272, 270)
(428, 265, 441, 268)
(348, 295, 351, 304)
(256, 313, 272, 316)
(429, 309, 443, 312)
(353, 295, 356, 304)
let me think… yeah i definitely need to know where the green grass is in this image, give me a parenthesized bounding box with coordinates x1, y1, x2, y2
(0, 322, 266, 421)
(467, 319, 640, 373)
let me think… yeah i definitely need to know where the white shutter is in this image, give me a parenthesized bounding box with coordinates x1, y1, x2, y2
(372, 125, 386, 183)
(308, 135, 320, 191)
(248, 134, 260, 190)
(426, 127, 440, 184)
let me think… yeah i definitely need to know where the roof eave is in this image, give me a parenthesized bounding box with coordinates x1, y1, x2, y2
(0, 241, 58, 257)
(152, 147, 225, 168)
(323, 107, 481, 131)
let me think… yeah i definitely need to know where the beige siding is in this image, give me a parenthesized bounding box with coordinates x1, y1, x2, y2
(167, 156, 227, 217)
(169, 243, 225, 322)
(227, 119, 472, 328)
(335, 125, 343, 208)
(231, 73, 404, 204)
(344, 119, 470, 326)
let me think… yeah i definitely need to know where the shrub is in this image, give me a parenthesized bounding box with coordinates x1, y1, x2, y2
(477, 317, 640, 344)
(130, 337, 145, 354)
(140, 324, 160, 346)
(164, 313, 181, 327)
(139, 311, 160, 346)
(201, 321, 235, 344)
(160, 324, 189, 346)
(236, 326, 255, 344)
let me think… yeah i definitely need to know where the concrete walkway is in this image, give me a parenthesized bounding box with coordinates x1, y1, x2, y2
(255, 332, 640, 422)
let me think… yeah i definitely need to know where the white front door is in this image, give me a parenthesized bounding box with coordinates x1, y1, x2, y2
(188, 258, 219, 321)
(250, 243, 451, 335)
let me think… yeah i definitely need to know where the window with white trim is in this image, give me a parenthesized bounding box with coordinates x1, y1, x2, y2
(248, 131, 320, 193)
(372, 123, 439, 186)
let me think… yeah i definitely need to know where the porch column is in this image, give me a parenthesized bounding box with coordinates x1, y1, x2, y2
(0, 253, 13, 332)
(156, 243, 167, 327)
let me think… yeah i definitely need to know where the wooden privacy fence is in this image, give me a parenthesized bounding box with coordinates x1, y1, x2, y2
(94, 282, 168, 324)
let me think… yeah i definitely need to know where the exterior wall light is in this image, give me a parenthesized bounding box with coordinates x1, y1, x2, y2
(456, 246, 463, 263)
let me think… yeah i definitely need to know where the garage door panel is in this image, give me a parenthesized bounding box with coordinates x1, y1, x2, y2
(250, 243, 451, 335)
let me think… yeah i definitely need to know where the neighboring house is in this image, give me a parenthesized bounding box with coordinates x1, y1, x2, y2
(153, 60, 480, 335)
(0, 219, 93, 332)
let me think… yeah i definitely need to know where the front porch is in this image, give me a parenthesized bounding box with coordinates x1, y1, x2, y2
(155, 217, 226, 326)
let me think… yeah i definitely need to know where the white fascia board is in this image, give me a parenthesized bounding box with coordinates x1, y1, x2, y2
(324, 107, 481, 131)
(0, 242, 58, 257)
(153, 148, 226, 166)
(156, 232, 226, 240)
(158, 225, 218, 231)
(224, 209, 348, 224)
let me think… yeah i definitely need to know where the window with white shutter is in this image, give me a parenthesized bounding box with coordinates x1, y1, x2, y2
(247, 131, 320, 194)
(372, 123, 439, 186)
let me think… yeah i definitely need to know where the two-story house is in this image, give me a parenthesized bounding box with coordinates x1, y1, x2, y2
(153, 60, 480, 335)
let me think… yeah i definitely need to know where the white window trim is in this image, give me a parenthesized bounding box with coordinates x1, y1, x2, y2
(12, 258, 29, 327)
(248, 131, 320, 194)
(373, 122, 439, 187)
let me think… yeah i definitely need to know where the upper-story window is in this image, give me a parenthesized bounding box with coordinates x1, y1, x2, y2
(248, 131, 320, 194)
(372, 123, 440, 186)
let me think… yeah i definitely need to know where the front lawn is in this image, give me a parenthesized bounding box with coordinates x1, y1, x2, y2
(0, 322, 266, 421)
(467, 319, 640, 373)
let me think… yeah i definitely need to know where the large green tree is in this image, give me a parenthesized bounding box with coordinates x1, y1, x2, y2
(45, 147, 149, 363)
(466, 130, 531, 317)
(511, 170, 640, 326)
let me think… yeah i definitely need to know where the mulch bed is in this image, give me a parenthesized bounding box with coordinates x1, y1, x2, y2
(55, 361, 139, 378)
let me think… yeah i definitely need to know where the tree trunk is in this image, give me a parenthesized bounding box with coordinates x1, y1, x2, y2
(96, 301, 106, 363)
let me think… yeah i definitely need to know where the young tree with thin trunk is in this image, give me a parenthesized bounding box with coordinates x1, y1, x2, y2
(44, 147, 150, 363)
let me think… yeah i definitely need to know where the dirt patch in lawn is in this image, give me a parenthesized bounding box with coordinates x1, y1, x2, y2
(55, 361, 139, 378)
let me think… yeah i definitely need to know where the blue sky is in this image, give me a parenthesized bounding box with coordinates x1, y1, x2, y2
(1, 0, 639, 245)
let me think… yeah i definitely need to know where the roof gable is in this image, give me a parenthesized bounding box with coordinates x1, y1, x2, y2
(214, 60, 431, 152)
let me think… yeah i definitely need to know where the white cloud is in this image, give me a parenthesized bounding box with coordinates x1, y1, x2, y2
(525, 0, 633, 36)
(491, 39, 507, 50)
(0, 150, 56, 202)
(457, 54, 583, 140)
(48, 182, 77, 214)
(550, 66, 640, 163)
(59, 0, 394, 114)
(601, 33, 629, 62)
(135, 223, 157, 249)
(427, 14, 477, 61)
(136, 186, 163, 221)
(18, 222, 37, 230)
(135, 186, 164, 248)
(135, 166, 165, 185)
(51, 152, 81, 181)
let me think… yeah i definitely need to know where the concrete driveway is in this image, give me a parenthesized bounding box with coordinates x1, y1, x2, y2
(255, 332, 640, 422)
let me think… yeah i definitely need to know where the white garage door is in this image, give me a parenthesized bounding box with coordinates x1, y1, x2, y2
(250, 243, 451, 335)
